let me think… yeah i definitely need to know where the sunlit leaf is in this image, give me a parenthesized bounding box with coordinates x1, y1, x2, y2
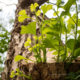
(34, 3, 39, 8)
(21, 22, 36, 35)
(52, 51, 58, 55)
(14, 55, 26, 62)
(30, 3, 39, 12)
(61, 0, 76, 16)
(35, 10, 41, 16)
(10, 71, 15, 78)
(18, 10, 30, 22)
(33, 35, 38, 40)
(30, 4, 35, 12)
(41, 4, 52, 15)
(19, 10, 26, 15)
(42, 27, 53, 34)
(24, 38, 31, 47)
(28, 48, 32, 52)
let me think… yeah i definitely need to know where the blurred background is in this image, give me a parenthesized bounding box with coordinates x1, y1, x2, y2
(0, 0, 18, 79)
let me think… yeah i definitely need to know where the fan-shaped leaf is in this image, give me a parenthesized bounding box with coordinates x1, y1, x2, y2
(21, 22, 36, 35)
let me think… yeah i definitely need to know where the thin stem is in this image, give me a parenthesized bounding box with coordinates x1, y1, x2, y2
(36, 14, 47, 63)
(41, 18, 47, 63)
(75, 3, 78, 41)
(35, 15, 42, 62)
(58, 23, 62, 62)
(54, 8, 62, 62)
(72, 2, 78, 60)
(64, 28, 67, 62)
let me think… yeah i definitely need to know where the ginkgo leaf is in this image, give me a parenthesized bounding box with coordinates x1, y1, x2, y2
(34, 3, 39, 8)
(35, 10, 41, 16)
(41, 4, 52, 15)
(30, 3, 39, 12)
(24, 38, 31, 47)
(18, 15, 28, 22)
(18, 10, 30, 22)
(21, 22, 36, 35)
(42, 27, 52, 34)
(10, 71, 16, 78)
(52, 51, 58, 55)
(14, 55, 26, 62)
(30, 4, 35, 12)
(19, 10, 26, 15)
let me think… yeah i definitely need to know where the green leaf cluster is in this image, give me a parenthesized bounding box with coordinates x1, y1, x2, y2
(17, 0, 80, 63)
(18, 10, 30, 22)
(10, 68, 32, 79)
(41, 4, 53, 15)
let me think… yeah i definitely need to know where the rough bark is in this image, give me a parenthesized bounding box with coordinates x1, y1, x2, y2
(1, 0, 80, 80)
(1, 0, 48, 80)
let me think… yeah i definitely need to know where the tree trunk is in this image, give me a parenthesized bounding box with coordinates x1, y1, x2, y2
(2, 0, 80, 80)
(1, 0, 48, 80)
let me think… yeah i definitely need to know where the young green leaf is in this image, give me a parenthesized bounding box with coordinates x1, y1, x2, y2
(63, 0, 76, 11)
(43, 37, 58, 48)
(33, 35, 38, 40)
(61, 0, 76, 16)
(21, 22, 36, 35)
(10, 71, 16, 78)
(35, 10, 41, 16)
(74, 48, 80, 58)
(14, 55, 26, 62)
(18, 10, 30, 22)
(19, 10, 26, 15)
(28, 48, 32, 52)
(24, 38, 31, 47)
(52, 51, 58, 55)
(34, 3, 39, 8)
(30, 3, 39, 12)
(41, 4, 52, 15)
(67, 39, 75, 50)
(30, 4, 35, 12)
(57, 0, 61, 7)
